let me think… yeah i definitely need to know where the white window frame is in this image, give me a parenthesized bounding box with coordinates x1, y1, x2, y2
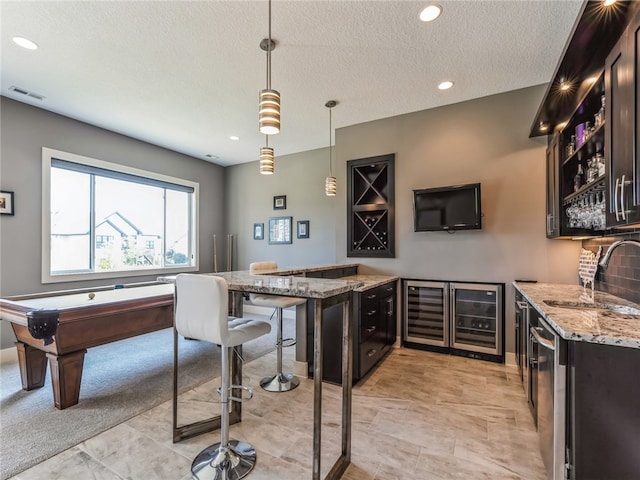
(42, 147, 199, 283)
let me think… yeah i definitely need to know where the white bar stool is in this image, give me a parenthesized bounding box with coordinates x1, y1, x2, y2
(175, 274, 271, 480)
(249, 261, 306, 392)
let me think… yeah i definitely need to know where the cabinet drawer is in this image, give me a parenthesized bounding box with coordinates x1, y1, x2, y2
(360, 304, 379, 340)
(361, 283, 395, 307)
(359, 338, 385, 376)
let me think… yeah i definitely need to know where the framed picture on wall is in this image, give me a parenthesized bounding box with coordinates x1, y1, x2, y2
(273, 195, 287, 210)
(253, 223, 264, 240)
(268, 216, 292, 244)
(0, 191, 14, 215)
(297, 220, 309, 239)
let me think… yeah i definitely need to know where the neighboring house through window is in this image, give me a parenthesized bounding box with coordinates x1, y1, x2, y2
(42, 147, 199, 283)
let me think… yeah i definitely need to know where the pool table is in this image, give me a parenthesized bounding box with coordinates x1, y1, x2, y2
(0, 283, 174, 409)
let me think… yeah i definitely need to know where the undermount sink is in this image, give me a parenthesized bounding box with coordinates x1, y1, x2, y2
(543, 300, 640, 316)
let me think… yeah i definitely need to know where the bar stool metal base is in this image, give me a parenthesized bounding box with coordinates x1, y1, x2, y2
(260, 372, 299, 392)
(191, 440, 257, 480)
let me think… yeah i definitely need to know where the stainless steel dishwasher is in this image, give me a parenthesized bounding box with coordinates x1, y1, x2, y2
(530, 316, 567, 480)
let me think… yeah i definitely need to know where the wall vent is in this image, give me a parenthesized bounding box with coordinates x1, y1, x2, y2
(9, 85, 45, 101)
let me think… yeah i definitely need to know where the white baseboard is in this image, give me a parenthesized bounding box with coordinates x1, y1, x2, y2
(504, 352, 517, 366)
(1, 346, 18, 365)
(292, 360, 308, 378)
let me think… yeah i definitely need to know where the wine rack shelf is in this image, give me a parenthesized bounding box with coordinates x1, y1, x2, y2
(347, 154, 395, 258)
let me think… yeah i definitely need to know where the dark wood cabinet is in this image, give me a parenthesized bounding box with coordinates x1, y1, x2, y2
(554, 75, 607, 238)
(353, 282, 396, 381)
(546, 132, 561, 238)
(605, 11, 640, 227)
(307, 280, 397, 384)
(533, 2, 640, 237)
(347, 154, 395, 258)
(567, 341, 640, 478)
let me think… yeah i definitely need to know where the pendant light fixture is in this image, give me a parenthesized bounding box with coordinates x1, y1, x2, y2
(259, 0, 280, 135)
(325, 100, 338, 196)
(260, 135, 275, 175)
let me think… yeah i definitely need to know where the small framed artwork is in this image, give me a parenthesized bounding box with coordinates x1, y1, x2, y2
(297, 220, 310, 239)
(269, 216, 292, 245)
(253, 223, 264, 240)
(0, 191, 14, 216)
(273, 195, 287, 210)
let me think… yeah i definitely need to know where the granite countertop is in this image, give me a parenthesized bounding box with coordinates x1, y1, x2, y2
(340, 274, 399, 292)
(239, 263, 360, 276)
(159, 272, 363, 299)
(513, 282, 640, 349)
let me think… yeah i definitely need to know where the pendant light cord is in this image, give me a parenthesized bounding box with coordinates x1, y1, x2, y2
(267, 0, 272, 90)
(329, 107, 333, 176)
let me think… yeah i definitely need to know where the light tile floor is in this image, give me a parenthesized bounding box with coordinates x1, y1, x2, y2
(10, 347, 545, 480)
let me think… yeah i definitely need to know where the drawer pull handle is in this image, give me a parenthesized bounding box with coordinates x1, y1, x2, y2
(386, 287, 394, 292)
(366, 326, 376, 333)
(367, 310, 377, 316)
(367, 349, 377, 357)
(367, 294, 377, 300)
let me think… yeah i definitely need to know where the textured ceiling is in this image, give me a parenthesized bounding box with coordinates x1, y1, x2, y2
(1, 1, 583, 166)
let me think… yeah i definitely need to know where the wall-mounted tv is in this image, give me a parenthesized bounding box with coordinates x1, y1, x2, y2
(413, 183, 482, 232)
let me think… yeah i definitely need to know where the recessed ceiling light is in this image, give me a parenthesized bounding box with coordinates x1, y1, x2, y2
(438, 81, 454, 90)
(603, 0, 617, 6)
(12, 36, 38, 50)
(230, 135, 240, 141)
(420, 4, 442, 22)
(560, 81, 571, 91)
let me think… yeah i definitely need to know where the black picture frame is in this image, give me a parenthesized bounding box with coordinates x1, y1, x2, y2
(253, 223, 264, 240)
(297, 220, 310, 239)
(273, 195, 287, 210)
(0, 191, 14, 216)
(268, 216, 292, 244)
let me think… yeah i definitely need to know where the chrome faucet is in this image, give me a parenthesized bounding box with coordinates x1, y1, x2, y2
(599, 239, 640, 267)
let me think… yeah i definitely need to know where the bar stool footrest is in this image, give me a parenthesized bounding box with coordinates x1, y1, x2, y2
(216, 384, 254, 403)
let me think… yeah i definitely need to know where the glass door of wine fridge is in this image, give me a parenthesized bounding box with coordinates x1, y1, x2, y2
(450, 282, 502, 356)
(403, 280, 448, 347)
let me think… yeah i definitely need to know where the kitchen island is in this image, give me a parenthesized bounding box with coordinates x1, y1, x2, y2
(163, 270, 366, 480)
(513, 282, 640, 480)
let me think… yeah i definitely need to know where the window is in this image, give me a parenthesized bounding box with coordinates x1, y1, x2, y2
(42, 147, 199, 283)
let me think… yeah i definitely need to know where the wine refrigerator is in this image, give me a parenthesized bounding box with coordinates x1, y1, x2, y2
(402, 280, 504, 362)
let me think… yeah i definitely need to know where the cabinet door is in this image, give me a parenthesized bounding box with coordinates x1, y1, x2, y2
(631, 14, 640, 223)
(450, 283, 502, 356)
(546, 133, 561, 238)
(606, 13, 640, 227)
(402, 280, 448, 347)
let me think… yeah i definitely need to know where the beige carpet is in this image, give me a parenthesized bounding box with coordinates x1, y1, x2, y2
(0, 313, 285, 480)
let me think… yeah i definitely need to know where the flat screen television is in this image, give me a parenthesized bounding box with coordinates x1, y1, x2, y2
(413, 183, 482, 231)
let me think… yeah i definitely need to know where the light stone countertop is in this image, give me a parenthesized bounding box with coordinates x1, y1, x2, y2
(240, 263, 360, 276)
(340, 274, 399, 292)
(513, 282, 640, 349)
(159, 271, 363, 299)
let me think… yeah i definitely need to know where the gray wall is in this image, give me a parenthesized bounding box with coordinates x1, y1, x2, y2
(227, 85, 582, 355)
(0, 97, 226, 349)
(225, 147, 338, 269)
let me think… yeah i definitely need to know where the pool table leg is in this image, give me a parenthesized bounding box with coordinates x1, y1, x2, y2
(46, 350, 87, 409)
(15, 342, 48, 390)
